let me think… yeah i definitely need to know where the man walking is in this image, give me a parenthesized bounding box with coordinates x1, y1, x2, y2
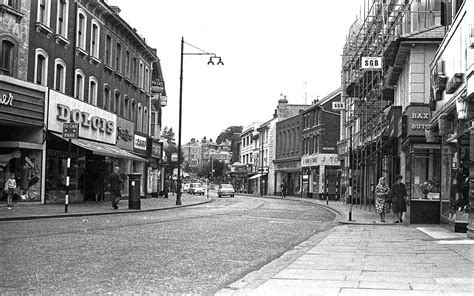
(109, 166, 123, 209)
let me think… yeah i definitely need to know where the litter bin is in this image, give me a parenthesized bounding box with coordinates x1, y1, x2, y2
(128, 173, 141, 210)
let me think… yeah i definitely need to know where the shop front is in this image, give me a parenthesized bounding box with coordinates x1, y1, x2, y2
(301, 154, 340, 200)
(46, 90, 147, 204)
(274, 159, 301, 196)
(400, 105, 441, 224)
(0, 76, 47, 203)
(147, 138, 163, 197)
(133, 132, 148, 197)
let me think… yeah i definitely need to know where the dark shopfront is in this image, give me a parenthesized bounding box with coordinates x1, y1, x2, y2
(274, 159, 301, 196)
(0, 77, 47, 203)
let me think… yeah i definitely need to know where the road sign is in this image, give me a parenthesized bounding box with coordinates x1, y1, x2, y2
(361, 57, 382, 70)
(332, 101, 345, 110)
(62, 123, 79, 139)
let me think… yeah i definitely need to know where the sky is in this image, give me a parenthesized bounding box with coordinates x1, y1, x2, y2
(109, 0, 366, 142)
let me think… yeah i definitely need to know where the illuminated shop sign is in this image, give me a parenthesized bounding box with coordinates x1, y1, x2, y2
(48, 90, 116, 144)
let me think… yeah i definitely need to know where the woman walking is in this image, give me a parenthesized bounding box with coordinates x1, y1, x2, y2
(375, 177, 390, 222)
(390, 175, 407, 223)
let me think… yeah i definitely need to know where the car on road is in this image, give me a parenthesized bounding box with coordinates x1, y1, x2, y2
(190, 183, 205, 195)
(217, 184, 235, 198)
(181, 183, 190, 193)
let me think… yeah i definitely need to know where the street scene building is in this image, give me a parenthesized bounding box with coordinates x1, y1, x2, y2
(0, 0, 167, 204)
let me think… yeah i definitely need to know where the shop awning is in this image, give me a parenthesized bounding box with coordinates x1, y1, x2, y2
(52, 133, 148, 162)
(71, 138, 148, 162)
(248, 173, 267, 180)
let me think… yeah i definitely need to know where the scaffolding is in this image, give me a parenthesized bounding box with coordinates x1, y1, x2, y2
(341, 0, 415, 210)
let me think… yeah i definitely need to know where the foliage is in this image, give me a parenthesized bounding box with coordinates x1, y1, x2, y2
(419, 177, 440, 194)
(161, 126, 175, 143)
(216, 126, 243, 144)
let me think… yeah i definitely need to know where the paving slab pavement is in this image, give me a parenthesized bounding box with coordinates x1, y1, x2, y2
(0, 194, 211, 221)
(217, 195, 474, 296)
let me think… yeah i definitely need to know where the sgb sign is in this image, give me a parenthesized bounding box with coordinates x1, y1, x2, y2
(361, 57, 382, 70)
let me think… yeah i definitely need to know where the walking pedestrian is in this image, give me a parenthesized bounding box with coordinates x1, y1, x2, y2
(375, 176, 390, 222)
(109, 166, 123, 209)
(5, 173, 17, 208)
(280, 181, 287, 198)
(390, 174, 407, 223)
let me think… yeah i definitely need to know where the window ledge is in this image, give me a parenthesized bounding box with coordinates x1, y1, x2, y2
(114, 71, 124, 79)
(0, 4, 23, 22)
(104, 64, 114, 73)
(124, 77, 132, 84)
(55, 34, 70, 48)
(35, 22, 53, 38)
(89, 56, 101, 66)
(75, 47, 88, 58)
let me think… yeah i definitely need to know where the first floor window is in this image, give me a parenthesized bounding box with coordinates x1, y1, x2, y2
(54, 59, 66, 92)
(0, 40, 15, 76)
(35, 49, 48, 86)
(74, 70, 85, 100)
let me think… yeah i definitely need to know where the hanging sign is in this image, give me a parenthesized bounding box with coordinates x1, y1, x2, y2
(361, 57, 382, 70)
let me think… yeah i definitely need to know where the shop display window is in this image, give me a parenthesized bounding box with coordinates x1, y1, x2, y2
(0, 149, 42, 202)
(411, 149, 441, 200)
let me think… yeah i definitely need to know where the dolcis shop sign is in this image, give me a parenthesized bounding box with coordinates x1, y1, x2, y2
(56, 103, 114, 134)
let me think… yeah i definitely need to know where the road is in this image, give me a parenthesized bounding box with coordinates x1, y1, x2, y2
(0, 194, 338, 295)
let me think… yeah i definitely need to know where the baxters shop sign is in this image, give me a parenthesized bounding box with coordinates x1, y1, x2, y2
(48, 90, 117, 144)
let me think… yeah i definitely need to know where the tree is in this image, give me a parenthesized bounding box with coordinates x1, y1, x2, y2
(216, 126, 243, 144)
(162, 126, 175, 143)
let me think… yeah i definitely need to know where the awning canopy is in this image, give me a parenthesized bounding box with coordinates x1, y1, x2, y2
(52, 133, 148, 162)
(248, 173, 267, 180)
(72, 138, 148, 162)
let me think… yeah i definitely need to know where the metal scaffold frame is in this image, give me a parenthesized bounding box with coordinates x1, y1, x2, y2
(341, 0, 414, 212)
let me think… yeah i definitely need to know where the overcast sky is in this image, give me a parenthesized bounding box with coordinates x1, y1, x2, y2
(109, 0, 365, 142)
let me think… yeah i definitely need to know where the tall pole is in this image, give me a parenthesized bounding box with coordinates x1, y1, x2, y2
(176, 36, 184, 206)
(260, 133, 264, 197)
(349, 115, 353, 221)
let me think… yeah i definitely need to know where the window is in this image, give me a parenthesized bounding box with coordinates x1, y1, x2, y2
(90, 20, 100, 58)
(116, 43, 121, 72)
(74, 69, 85, 100)
(54, 58, 66, 92)
(76, 10, 87, 49)
(37, 0, 51, 26)
(88, 76, 98, 105)
(114, 91, 120, 114)
(143, 107, 148, 134)
(133, 57, 138, 82)
(137, 103, 143, 131)
(124, 96, 129, 119)
(56, 0, 68, 37)
(7, 0, 20, 9)
(125, 50, 130, 77)
(105, 35, 112, 65)
(131, 100, 136, 124)
(150, 112, 156, 136)
(145, 67, 149, 91)
(139, 61, 144, 88)
(35, 49, 48, 86)
(0, 40, 16, 76)
(103, 85, 111, 110)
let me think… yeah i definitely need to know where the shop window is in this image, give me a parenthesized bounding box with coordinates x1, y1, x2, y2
(34, 48, 48, 86)
(76, 10, 87, 50)
(54, 58, 66, 92)
(88, 76, 98, 106)
(0, 39, 16, 77)
(90, 20, 100, 58)
(37, 0, 51, 27)
(56, 0, 68, 38)
(74, 69, 85, 100)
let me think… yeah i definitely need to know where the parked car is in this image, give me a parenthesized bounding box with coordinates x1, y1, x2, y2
(182, 183, 190, 193)
(217, 184, 235, 198)
(190, 183, 205, 195)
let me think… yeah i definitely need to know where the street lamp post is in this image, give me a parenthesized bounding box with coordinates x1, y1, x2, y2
(260, 133, 264, 197)
(176, 37, 223, 205)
